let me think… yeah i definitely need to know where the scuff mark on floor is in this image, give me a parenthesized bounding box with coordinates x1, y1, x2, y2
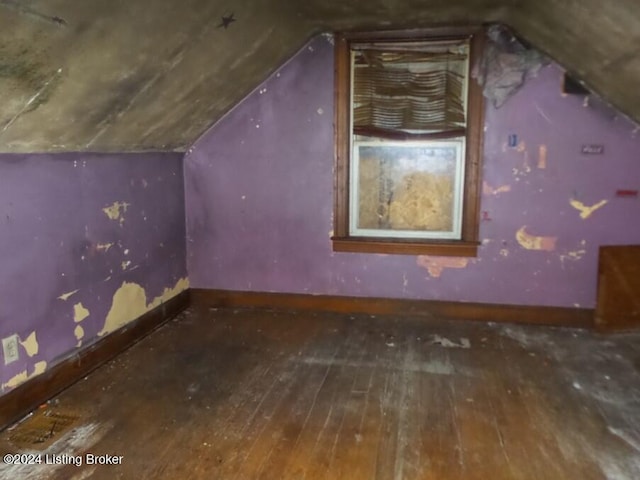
(608, 427, 640, 454)
(430, 335, 471, 349)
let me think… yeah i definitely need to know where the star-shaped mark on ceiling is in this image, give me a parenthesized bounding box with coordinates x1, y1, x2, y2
(217, 13, 236, 29)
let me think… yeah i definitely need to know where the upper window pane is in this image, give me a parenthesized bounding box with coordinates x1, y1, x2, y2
(351, 40, 470, 135)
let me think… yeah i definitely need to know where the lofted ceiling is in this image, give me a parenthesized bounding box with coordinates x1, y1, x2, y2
(0, 0, 638, 153)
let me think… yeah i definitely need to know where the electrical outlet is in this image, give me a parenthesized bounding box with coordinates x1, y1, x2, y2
(2, 335, 20, 365)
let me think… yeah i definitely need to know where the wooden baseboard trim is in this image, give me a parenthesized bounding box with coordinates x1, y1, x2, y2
(0, 289, 190, 432)
(192, 289, 594, 329)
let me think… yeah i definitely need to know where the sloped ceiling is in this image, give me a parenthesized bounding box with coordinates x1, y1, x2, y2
(0, 0, 637, 153)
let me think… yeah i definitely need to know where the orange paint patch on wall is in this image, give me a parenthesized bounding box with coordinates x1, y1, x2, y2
(416, 256, 470, 278)
(537, 145, 547, 169)
(483, 181, 512, 196)
(516, 226, 557, 251)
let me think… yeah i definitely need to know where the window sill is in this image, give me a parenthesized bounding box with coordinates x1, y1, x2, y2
(331, 237, 479, 257)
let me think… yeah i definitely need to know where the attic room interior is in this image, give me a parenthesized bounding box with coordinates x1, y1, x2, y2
(1, 0, 640, 478)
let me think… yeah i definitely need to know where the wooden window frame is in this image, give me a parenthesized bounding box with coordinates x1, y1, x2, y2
(332, 27, 485, 257)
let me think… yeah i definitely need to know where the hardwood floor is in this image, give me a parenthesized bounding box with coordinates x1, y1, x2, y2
(1, 306, 639, 479)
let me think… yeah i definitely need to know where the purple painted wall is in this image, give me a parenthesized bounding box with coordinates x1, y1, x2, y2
(0, 152, 186, 392)
(185, 35, 640, 309)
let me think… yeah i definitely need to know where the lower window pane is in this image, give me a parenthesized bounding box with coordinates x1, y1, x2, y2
(351, 141, 465, 239)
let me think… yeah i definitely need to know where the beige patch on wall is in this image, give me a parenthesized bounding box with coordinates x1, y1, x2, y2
(483, 181, 512, 196)
(560, 248, 587, 264)
(58, 289, 79, 301)
(570, 198, 608, 219)
(102, 201, 130, 225)
(537, 145, 547, 169)
(96, 242, 114, 252)
(74, 325, 85, 346)
(516, 226, 557, 251)
(73, 303, 90, 322)
(19, 332, 39, 357)
(416, 256, 470, 278)
(2, 361, 47, 391)
(98, 277, 189, 337)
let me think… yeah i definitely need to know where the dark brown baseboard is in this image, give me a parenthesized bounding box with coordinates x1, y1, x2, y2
(0, 289, 190, 432)
(192, 289, 594, 329)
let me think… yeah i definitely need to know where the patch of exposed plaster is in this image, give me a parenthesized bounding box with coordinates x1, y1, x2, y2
(483, 181, 512, 195)
(570, 198, 608, 219)
(121, 260, 132, 270)
(58, 289, 78, 301)
(2, 361, 47, 391)
(102, 201, 130, 225)
(74, 325, 85, 344)
(98, 277, 188, 337)
(148, 277, 190, 309)
(73, 302, 90, 322)
(96, 242, 114, 252)
(416, 256, 470, 278)
(19, 331, 38, 357)
(516, 226, 557, 251)
(321, 32, 335, 45)
(538, 145, 547, 169)
(560, 249, 587, 264)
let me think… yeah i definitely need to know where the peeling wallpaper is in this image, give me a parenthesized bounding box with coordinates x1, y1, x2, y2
(185, 35, 640, 309)
(0, 153, 187, 392)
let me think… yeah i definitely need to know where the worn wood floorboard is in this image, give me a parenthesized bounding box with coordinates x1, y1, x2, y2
(1, 307, 640, 479)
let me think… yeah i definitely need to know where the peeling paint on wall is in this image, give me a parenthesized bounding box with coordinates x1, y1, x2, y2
(184, 37, 640, 310)
(516, 226, 557, 251)
(483, 181, 512, 195)
(149, 277, 190, 309)
(96, 242, 114, 252)
(58, 289, 78, 301)
(99, 282, 147, 337)
(74, 325, 85, 345)
(98, 277, 188, 337)
(416, 256, 470, 278)
(537, 145, 547, 169)
(19, 331, 39, 357)
(570, 198, 608, 219)
(0, 151, 186, 396)
(560, 249, 587, 264)
(2, 361, 47, 391)
(73, 302, 90, 322)
(102, 201, 130, 225)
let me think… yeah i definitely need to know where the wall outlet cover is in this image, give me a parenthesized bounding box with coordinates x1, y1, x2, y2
(2, 334, 20, 365)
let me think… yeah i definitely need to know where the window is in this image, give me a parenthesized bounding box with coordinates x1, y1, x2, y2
(332, 28, 485, 256)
